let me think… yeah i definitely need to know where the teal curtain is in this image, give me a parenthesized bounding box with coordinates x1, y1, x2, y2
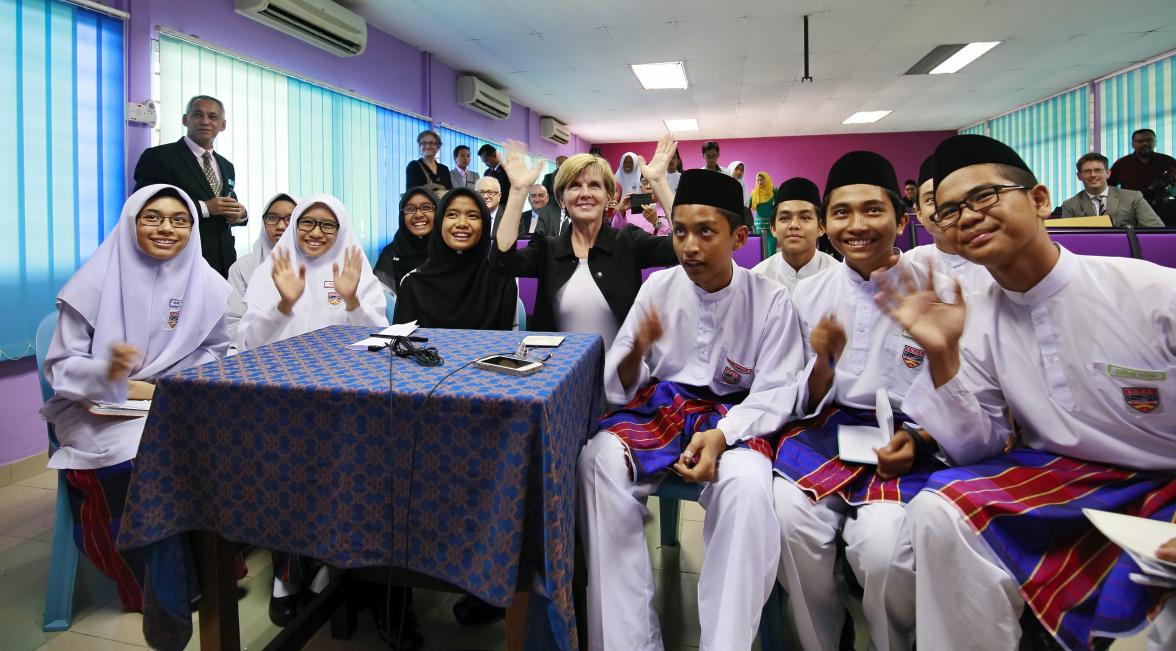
(0, 0, 124, 358)
(1099, 54, 1176, 168)
(959, 123, 988, 136)
(158, 34, 429, 264)
(436, 125, 486, 175)
(986, 87, 1089, 204)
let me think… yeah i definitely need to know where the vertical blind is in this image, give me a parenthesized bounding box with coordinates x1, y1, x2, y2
(1099, 53, 1176, 167)
(157, 34, 429, 263)
(981, 86, 1089, 203)
(0, 0, 125, 358)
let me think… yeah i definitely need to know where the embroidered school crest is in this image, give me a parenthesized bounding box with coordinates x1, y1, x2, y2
(167, 311, 180, 329)
(327, 291, 343, 306)
(1122, 387, 1160, 413)
(901, 344, 926, 369)
(720, 357, 752, 386)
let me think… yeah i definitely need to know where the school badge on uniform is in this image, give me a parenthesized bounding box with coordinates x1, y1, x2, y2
(327, 291, 343, 306)
(1122, 387, 1160, 413)
(166, 299, 183, 329)
(901, 344, 926, 369)
(720, 358, 752, 386)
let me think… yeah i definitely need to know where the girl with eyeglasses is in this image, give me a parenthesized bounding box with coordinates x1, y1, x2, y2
(238, 195, 387, 350)
(225, 193, 298, 346)
(41, 185, 232, 612)
(374, 187, 441, 294)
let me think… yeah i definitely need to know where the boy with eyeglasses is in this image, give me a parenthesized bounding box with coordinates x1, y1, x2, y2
(903, 156, 992, 294)
(878, 134, 1176, 650)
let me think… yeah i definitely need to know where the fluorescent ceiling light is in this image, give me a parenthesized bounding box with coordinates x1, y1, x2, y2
(632, 62, 688, 89)
(929, 42, 1000, 74)
(664, 118, 699, 131)
(842, 110, 892, 125)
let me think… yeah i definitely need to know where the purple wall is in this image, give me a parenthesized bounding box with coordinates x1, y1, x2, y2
(595, 131, 956, 195)
(0, 358, 46, 467)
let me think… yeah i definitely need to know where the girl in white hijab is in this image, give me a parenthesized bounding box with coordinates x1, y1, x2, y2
(613, 151, 642, 199)
(238, 194, 387, 350)
(726, 160, 748, 205)
(226, 193, 298, 345)
(42, 184, 232, 611)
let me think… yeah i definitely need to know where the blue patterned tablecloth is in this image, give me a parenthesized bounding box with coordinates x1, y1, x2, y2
(118, 326, 604, 650)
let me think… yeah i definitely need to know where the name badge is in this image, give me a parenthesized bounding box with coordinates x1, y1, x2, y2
(1106, 365, 1166, 381)
(323, 280, 335, 289)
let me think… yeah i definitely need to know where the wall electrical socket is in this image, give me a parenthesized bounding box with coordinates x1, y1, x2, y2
(127, 100, 157, 127)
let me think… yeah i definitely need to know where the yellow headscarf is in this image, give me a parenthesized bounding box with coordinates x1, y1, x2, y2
(749, 171, 775, 209)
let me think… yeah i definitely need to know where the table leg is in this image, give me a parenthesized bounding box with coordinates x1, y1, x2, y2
(196, 531, 241, 650)
(506, 590, 530, 651)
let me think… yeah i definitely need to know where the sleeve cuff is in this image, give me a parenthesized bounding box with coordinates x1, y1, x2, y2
(199, 200, 210, 218)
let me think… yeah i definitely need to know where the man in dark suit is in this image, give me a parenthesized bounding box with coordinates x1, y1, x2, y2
(478, 144, 512, 208)
(520, 184, 562, 238)
(542, 155, 567, 206)
(133, 95, 248, 277)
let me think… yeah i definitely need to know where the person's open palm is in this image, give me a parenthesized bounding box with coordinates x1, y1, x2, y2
(874, 267, 966, 353)
(332, 246, 363, 302)
(637, 133, 677, 183)
(272, 248, 306, 310)
(502, 139, 546, 191)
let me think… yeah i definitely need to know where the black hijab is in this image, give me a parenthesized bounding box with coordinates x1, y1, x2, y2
(374, 187, 440, 292)
(393, 188, 518, 330)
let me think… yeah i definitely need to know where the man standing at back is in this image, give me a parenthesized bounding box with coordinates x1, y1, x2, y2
(450, 144, 479, 190)
(479, 144, 512, 208)
(133, 95, 247, 277)
(1061, 152, 1162, 227)
(1110, 128, 1176, 195)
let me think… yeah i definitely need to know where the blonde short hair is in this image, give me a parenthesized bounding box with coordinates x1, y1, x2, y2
(554, 153, 617, 203)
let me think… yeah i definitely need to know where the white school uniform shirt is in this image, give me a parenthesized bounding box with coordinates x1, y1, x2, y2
(604, 263, 807, 445)
(226, 194, 298, 348)
(751, 250, 837, 294)
(903, 246, 1176, 471)
(792, 255, 944, 417)
(904, 243, 993, 294)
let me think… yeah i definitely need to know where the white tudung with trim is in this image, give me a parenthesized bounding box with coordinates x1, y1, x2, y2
(236, 0, 367, 57)
(540, 117, 570, 145)
(457, 75, 511, 121)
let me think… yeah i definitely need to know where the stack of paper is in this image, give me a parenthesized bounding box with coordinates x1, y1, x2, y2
(348, 322, 419, 350)
(1085, 508, 1176, 587)
(837, 388, 895, 465)
(87, 400, 152, 417)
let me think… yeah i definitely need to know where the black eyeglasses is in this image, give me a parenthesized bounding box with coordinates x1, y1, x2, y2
(931, 184, 1029, 228)
(262, 213, 291, 225)
(296, 218, 339, 234)
(137, 213, 193, 229)
(403, 205, 436, 216)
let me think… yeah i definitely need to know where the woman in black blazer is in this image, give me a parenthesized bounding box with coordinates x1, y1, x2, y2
(491, 137, 680, 349)
(405, 129, 453, 192)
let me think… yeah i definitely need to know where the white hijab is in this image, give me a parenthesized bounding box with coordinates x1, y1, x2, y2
(243, 193, 299, 272)
(242, 194, 386, 343)
(614, 151, 642, 197)
(726, 160, 748, 205)
(56, 184, 231, 379)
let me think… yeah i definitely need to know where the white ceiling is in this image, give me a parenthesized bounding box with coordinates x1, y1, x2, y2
(341, 0, 1176, 143)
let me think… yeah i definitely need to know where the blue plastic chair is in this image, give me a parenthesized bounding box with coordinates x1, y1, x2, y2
(515, 298, 527, 331)
(654, 476, 786, 649)
(35, 311, 87, 632)
(384, 291, 396, 323)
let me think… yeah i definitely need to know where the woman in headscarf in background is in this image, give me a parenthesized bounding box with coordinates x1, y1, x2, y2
(613, 151, 642, 199)
(748, 171, 776, 254)
(373, 187, 440, 294)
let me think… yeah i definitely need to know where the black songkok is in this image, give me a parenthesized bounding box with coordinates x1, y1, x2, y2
(824, 150, 900, 198)
(774, 177, 822, 208)
(673, 169, 745, 216)
(917, 155, 935, 187)
(932, 134, 1031, 189)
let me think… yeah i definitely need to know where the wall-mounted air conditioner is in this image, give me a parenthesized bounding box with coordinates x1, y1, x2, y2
(540, 117, 570, 145)
(457, 75, 511, 120)
(236, 0, 367, 57)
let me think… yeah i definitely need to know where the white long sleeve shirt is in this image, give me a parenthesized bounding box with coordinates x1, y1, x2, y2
(751, 250, 838, 294)
(793, 256, 944, 417)
(604, 264, 806, 445)
(903, 247, 1176, 471)
(904, 243, 993, 295)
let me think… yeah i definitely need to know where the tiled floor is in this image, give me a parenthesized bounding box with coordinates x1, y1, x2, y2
(0, 469, 1153, 650)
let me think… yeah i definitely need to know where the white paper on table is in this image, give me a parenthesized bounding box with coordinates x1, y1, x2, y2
(1084, 508, 1176, 579)
(522, 335, 564, 347)
(347, 321, 418, 350)
(837, 388, 895, 465)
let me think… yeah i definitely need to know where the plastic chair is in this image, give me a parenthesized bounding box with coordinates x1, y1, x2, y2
(35, 311, 84, 632)
(384, 291, 396, 323)
(653, 475, 786, 648)
(515, 298, 527, 331)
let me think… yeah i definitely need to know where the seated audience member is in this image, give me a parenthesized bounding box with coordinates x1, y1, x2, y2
(904, 155, 993, 293)
(614, 151, 642, 198)
(1061, 152, 1163, 227)
(450, 144, 479, 190)
(374, 187, 440, 293)
(902, 178, 918, 212)
(773, 151, 946, 651)
(700, 140, 722, 172)
(42, 185, 231, 612)
(226, 193, 297, 345)
(613, 177, 669, 235)
(578, 168, 806, 650)
(394, 187, 518, 329)
(479, 143, 512, 207)
(749, 171, 776, 239)
(406, 129, 453, 192)
(878, 134, 1176, 651)
(238, 195, 387, 350)
(750, 177, 836, 292)
(542, 154, 566, 203)
(520, 183, 560, 239)
(1109, 128, 1176, 196)
(491, 137, 678, 350)
(666, 150, 683, 192)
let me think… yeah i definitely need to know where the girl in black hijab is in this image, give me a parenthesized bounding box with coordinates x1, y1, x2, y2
(394, 187, 517, 329)
(374, 186, 440, 293)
